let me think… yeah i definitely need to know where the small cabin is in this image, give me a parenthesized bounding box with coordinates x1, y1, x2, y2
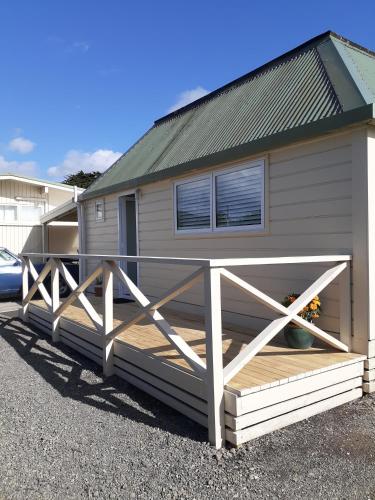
(24, 31, 375, 448)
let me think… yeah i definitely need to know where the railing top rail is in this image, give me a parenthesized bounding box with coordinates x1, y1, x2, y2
(21, 253, 352, 267)
(208, 255, 352, 267)
(21, 253, 212, 267)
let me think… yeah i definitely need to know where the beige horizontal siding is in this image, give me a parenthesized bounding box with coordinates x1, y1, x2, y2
(83, 131, 354, 334)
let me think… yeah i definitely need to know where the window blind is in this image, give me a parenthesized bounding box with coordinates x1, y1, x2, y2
(176, 178, 211, 230)
(215, 166, 263, 228)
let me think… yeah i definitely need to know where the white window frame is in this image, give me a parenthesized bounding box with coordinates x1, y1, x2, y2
(95, 199, 105, 221)
(173, 159, 265, 235)
(0, 204, 18, 223)
(18, 201, 45, 223)
(0, 201, 45, 225)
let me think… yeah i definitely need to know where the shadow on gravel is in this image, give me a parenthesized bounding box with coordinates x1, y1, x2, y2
(0, 315, 206, 443)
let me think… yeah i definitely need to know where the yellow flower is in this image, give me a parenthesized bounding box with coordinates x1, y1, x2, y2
(313, 296, 319, 301)
(310, 303, 318, 311)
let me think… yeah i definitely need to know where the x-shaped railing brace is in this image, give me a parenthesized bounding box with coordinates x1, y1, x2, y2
(221, 262, 349, 384)
(106, 261, 207, 377)
(22, 257, 52, 309)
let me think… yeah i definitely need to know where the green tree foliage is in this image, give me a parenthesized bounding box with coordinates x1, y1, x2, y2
(63, 170, 101, 189)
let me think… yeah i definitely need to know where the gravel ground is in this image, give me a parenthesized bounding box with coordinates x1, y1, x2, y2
(1, 312, 375, 500)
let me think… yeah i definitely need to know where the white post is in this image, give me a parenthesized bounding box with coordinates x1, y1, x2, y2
(204, 267, 225, 449)
(21, 258, 29, 321)
(51, 258, 60, 342)
(102, 260, 114, 376)
(339, 261, 352, 351)
(77, 202, 86, 284)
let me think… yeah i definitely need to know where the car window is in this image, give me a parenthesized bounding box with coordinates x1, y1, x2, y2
(0, 249, 16, 263)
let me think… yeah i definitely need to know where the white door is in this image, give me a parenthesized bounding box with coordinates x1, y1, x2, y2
(118, 194, 138, 299)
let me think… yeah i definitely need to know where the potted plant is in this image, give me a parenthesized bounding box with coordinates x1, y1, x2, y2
(282, 293, 321, 349)
(95, 276, 103, 297)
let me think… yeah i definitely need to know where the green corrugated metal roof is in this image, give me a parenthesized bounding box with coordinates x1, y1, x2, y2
(81, 31, 375, 201)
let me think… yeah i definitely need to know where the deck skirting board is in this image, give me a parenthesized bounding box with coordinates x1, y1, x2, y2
(59, 327, 102, 358)
(363, 354, 375, 392)
(114, 340, 206, 399)
(364, 358, 375, 370)
(114, 355, 208, 414)
(28, 311, 52, 335)
(225, 377, 362, 431)
(114, 364, 208, 428)
(225, 362, 364, 416)
(226, 388, 362, 446)
(59, 334, 102, 364)
(363, 369, 375, 382)
(363, 381, 375, 393)
(28, 305, 103, 364)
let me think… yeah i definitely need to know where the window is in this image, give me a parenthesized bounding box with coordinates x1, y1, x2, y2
(175, 177, 211, 231)
(0, 205, 17, 222)
(19, 203, 44, 222)
(174, 160, 265, 233)
(215, 165, 263, 229)
(0, 202, 44, 223)
(95, 200, 104, 221)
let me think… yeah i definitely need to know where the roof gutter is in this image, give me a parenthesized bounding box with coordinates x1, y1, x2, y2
(79, 103, 375, 202)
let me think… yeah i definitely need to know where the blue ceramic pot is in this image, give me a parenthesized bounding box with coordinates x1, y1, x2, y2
(284, 325, 314, 349)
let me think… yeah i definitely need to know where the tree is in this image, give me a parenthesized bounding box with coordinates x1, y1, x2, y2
(63, 170, 101, 189)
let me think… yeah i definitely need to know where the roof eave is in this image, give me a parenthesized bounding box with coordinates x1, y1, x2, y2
(0, 174, 85, 193)
(79, 103, 375, 202)
(41, 199, 77, 224)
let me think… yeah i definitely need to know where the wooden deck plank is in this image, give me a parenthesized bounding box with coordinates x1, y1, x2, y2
(31, 298, 364, 393)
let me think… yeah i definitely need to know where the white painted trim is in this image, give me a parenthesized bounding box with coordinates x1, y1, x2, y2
(21, 253, 352, 266)
(77, 202, 86, 283)
(204, 267, 225, 449)
(226, 389, 362, 445)
(40, 199, 77, 224)
(117, 191, 139, 298)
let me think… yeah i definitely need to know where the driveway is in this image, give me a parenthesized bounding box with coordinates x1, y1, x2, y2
(0, 311, 375, 499)
(0, 298, 20, 315)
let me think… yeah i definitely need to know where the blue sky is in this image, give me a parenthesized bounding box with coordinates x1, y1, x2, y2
(0, 0, 374, 180)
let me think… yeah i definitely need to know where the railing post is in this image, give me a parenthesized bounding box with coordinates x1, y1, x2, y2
(51, 258, 60, 342)
(204, 266, 225, 449)
(21, 257, 29, 321)
(102, 260, 114, 376)
(339, 261, 352, 351)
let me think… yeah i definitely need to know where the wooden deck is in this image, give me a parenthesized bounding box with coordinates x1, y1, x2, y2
(30, 297, 362, 396)
(22, 253, 364, 447)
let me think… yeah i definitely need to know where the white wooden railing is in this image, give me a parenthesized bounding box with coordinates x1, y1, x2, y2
(21, 253, 352, 448)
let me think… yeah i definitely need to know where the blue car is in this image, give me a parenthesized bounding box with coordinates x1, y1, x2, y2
(0, 247, 79, 298)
